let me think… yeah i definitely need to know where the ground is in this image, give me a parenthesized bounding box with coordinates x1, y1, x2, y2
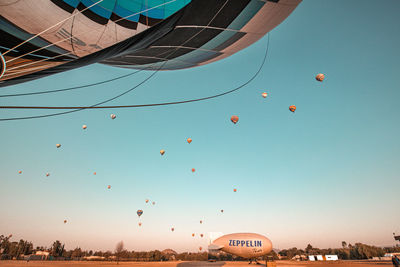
(0, 260, 392, 267)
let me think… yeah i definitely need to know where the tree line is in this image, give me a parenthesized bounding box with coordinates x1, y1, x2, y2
(278, 242, 400, 260)
(1, 234, 399, 261)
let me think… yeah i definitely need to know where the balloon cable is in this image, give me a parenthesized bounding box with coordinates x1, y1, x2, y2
(0, 34, 270, 121)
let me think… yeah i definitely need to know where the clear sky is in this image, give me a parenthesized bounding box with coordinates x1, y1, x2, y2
(1, 0, 400, 252)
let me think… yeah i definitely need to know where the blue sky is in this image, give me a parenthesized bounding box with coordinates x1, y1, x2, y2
(1, 0, 400, 252)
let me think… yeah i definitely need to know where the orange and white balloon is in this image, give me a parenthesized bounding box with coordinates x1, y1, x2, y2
(316, 73, 325, 82)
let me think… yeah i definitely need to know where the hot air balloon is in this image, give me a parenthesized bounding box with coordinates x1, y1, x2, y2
(316, 73, 325, 82)
(231, 116, 239, 124)
(110, 114, 116, 120)
(221, 209, 224, 213)
(93, 172, 96, 175)
(46, 173, 50, 177)
(200, 220, 203, 224)
(64, 220, 67, 224)
(160, 150, 165, 156)
(187, 138, 192, 144)
(289, 105, 296, 113)
(18, 171, 22, 174)
(139, 222, 142, 227)
(192, 168, 195, 173)
(145, 199, 149, 203)
(192, 233, 195, 237)
(199, 247, 202, 251)
(152, 201, 156, 205)
(200, 234, 204, 238)
(171, 228, 175, 232)
(233, 188, 237, 192)
(0, 1, 301, 88)
(137, 210, 143, 217)
(262, 92, 268, 98)
(56, 144, 61, 148)
(107, 185, 111, 189)
(82, 125, 87, 130)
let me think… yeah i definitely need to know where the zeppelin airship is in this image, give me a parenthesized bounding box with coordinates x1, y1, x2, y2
(208, 233, 272, 262)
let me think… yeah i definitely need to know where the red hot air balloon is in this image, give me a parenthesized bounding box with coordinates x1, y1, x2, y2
(289, 105, 296, 113)
(82, 125, 87, 130)
(199, 247, 202, 251)
(231, 115, 239, 124)
(110, 114, 116, 119)
(64, 220, 67, 224)
(171, 227, 175, 232)
(233, 188, 237, 192)
(316, 73, 325, 82)
(107, 185, 111, 189)
(93, 172, 96, 175)
(192, 233, 195, 237)
(192, 168, 195, 173)
(145, 199, 149, 203)
(46, 173, 50, 177)
(160, 150, 165, 156)
(200, 234, 204, 238)
(138, 222, 142, 227)
(152, 201, 155, 205)
(262, 92, 268, 98)
(200, 220, 203, 224)
(187, 138, 192, 144)
(18, 171, 22, 174)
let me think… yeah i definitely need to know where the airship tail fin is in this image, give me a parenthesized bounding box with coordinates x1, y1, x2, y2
(208, 244, 224, 251)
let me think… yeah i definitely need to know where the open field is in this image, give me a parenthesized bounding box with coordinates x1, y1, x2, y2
(0, 261, 392, 267)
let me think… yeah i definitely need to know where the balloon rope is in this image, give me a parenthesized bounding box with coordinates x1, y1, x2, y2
(0, 34, 270, 112)
(0, 66, 155, 98)
(2, 0, 105, 56)
(0, 34, 270, 121)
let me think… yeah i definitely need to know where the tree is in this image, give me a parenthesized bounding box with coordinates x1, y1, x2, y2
(115, 241, 124, 264)
(51, 240, 64, 257)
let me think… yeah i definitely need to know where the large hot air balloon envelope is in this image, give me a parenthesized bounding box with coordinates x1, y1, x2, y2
(160, 150, 165, 156)
(289, 105, 296, 113)
(187, 138, 192, 144)
(0, 0, 301, 87)
(137, 210, 143, 217)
